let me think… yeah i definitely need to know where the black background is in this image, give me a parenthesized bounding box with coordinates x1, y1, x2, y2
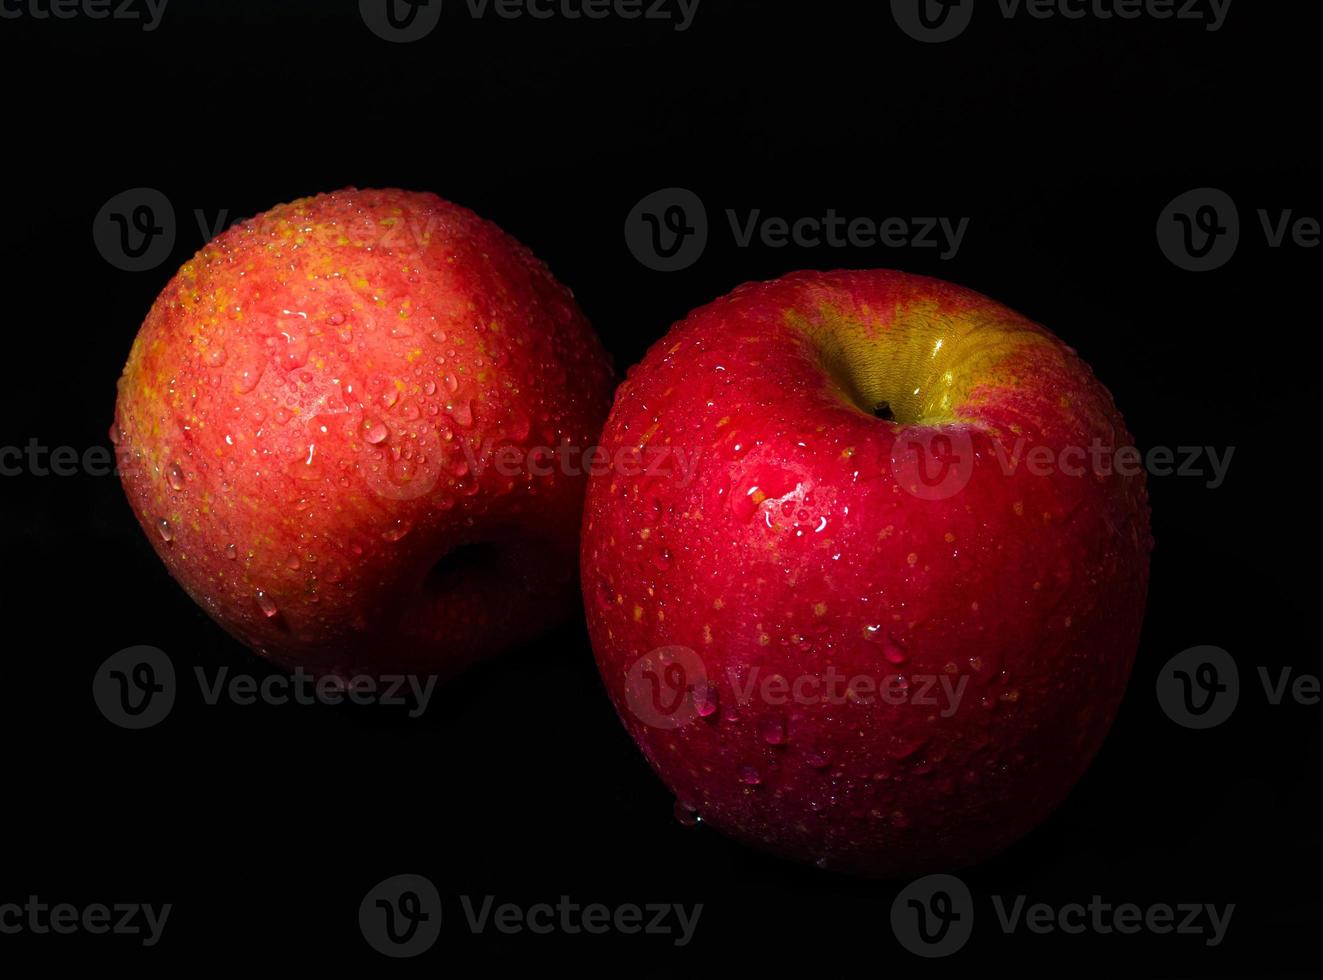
(2, 0, 1319, 973)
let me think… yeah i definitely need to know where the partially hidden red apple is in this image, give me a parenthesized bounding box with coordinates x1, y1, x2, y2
(582, 269, 1151, 877)
(114, 188, 613, 679)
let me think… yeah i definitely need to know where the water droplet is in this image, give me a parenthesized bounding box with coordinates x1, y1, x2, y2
(167, 463, 186, 491)
(156, 518, 173, 542)
(234, 355, 265, 394)
(363, 419, 389, 444)
(738, 765, 762, 786)
(448, 399, 473, 427)
(757, 716, 787, 745)
(382, 520, 412, 542)
(225, 544, 238, 560)
(285, 554, 301, 570)
(673, 800, 700, 827)
(255, 589, 279, 618)
(278, 333, 310, 371)
(804, 746, 834, 769)
(694, 681, 719, 718)
(444, 372, 459, 393)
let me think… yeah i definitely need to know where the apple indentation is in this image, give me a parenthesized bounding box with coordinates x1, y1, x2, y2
(423, 541, 504, 597)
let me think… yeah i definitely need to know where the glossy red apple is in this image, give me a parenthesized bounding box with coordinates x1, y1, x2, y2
(115, 188, 613, 679)
(582, 269, 1151, 876)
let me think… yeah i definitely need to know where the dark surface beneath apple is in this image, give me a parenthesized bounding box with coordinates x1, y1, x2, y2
(1, 1, 1319, 974)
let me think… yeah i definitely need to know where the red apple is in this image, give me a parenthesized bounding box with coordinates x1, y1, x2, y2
(114, 188, 613, 679)
(582, 269, 1151, 876)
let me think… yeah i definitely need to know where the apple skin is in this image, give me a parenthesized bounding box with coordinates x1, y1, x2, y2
(114, 188, 613, 680)
(582, 269, 1151, 877)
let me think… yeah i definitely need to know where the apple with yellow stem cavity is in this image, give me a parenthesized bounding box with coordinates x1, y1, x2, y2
(114, 188, 614, 680)
(582, 269, 1151, 876)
